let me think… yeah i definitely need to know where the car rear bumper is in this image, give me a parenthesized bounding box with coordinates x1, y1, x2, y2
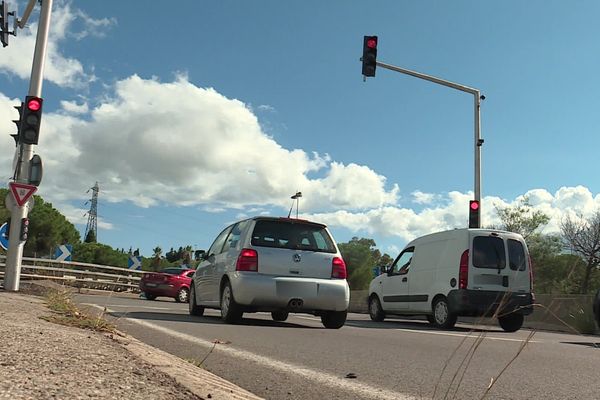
(229, 272, 350, 312)
(447, 289, 534, 317)
(139, 282, 179, 297)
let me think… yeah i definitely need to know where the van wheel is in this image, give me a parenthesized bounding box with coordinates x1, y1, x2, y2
(221, 282, 243, 324)
(432, 297, 457, 329)
(271, 311, 289, 322)
(321, 310, 347, 329)
(188, 284, 204, 316)
(498, 312, 524, 332)
(368, 296, 385, 322)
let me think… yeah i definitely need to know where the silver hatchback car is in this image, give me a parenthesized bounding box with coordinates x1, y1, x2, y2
(189, 217, 350, 329)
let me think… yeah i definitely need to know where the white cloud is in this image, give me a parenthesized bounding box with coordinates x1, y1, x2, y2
(60, 100, 89, 114)
(0, 1, 104, 88)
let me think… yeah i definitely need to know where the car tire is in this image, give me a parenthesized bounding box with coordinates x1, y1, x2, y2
(321, 310, 347, 329)
(271, 311, 289, 322)
(188, 284, 204, 316)
(144, 293, 157, 301)
(368, 296, 385, 322)
(175, 287, 189, 303)
(432, 297, 457, 329)
(498, 312, 524, 332)
(221, 281, 243, 324)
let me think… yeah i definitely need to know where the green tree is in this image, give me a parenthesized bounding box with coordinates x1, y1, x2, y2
(151, 246, 163, 271)
(0, 189, 81, 257)
(338, 237, 391, 290)
(73, 242, 128, 267)
(84, 230, 97, 243)
(561, 211, 600, 294)
(494, 196, 550, 239)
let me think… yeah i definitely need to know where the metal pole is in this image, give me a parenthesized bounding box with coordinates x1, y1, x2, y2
(374, 60, 483, 227)
(4, 0, 52, 291)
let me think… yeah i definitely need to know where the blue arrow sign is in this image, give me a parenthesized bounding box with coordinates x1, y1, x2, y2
(54, 244, 73, 261)
(128, 255, 142, 270)
(0, 223, 9, 251)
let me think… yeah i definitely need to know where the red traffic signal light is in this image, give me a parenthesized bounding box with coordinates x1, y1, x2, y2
(20, 96, 43, 145)
(469, 200, 480, 228)
(362, 35, 378, 77)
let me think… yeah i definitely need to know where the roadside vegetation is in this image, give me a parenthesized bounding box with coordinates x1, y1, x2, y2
(41, 288, 115, 333)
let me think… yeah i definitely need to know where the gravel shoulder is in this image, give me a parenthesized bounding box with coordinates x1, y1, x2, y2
(0, 285, 262, 400)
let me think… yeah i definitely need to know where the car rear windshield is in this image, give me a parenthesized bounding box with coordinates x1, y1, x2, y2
(161, 268, 186, 275)
(251, 220, 336, 253)
(508, 239, 527, 271)
(473, 236, 506, 269)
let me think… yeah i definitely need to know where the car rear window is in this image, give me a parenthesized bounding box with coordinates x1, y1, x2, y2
(162, 268, 186, 275)
(508, 239, 527, 271)
(472, 236, 506, 269)
(251, 220, 336, 253)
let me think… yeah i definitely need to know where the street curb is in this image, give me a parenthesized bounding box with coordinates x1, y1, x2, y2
(110, 331, 263, 400)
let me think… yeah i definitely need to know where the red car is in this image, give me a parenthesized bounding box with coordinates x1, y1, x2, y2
(140, 268, 195, 302)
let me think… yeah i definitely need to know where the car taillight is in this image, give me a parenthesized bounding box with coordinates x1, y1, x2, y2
(331, 256, 347, 279)
(236, 248, 258, 272)
(459, 250, 469, 289)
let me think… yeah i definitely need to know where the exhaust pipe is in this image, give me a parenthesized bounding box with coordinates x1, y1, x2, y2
(288, 298, 304, 310)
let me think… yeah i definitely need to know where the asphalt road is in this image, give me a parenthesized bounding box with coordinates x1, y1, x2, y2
(76, 293, 600, 400)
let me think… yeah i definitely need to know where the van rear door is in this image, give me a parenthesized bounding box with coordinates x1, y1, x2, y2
(469, 233, 530, 293)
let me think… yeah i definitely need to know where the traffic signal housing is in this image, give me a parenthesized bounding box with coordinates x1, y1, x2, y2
(1, 1, 9, 48)
(11, 102, 23, 145)
(362, 35, 378, 77)
(19, 218, 29, 241)
(20, 96, 44, 145)
(469, 200, 480, 229)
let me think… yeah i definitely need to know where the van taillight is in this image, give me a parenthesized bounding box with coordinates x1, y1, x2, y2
(236, 248, 258, 272)
(459, 250, 469, 289)
(332, 257, 347, 279)
(528, 255, 534, 291)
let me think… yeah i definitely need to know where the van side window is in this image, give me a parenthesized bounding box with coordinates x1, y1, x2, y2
(473, 237, 506, 269)
(391, 247, 414, 275)
(507, 239, 527, 271)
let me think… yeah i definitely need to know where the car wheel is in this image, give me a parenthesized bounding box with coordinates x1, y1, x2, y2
(188, 284, 204, 316)
(426, 315, 435, 325)
(271, 311, 289, 322)
(175, 287, 189, 303)
(432, 297, 457, 329)
(498, 312, 524, 332)
(368, 296, 385, 322)
(321, 310, 347, 329)
(220, 282, 243, 324)
(144, 293, 157, 301)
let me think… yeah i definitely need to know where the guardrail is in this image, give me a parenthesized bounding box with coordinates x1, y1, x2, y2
(0, 255, 143, 292)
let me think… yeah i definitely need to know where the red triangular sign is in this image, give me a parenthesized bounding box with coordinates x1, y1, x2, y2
(9, 182, 37, 207)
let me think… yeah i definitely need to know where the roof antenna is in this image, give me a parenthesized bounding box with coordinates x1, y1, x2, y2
(287, 191, 302, 218)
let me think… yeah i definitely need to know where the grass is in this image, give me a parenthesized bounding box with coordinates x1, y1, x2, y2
(41, 288, 116, 333)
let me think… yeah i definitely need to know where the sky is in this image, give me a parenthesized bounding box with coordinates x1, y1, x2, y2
(2, 0, 600, 258)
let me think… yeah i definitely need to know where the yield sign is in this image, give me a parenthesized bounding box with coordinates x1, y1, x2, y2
(9, 182, 37, 207)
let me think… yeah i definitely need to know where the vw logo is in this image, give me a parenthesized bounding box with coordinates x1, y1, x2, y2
(293, 254, 301, 263)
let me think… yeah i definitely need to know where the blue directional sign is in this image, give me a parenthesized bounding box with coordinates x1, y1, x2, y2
(54, 244, 73, 261)
(128, 255, 142, 270)
(0, 222, 9, 251)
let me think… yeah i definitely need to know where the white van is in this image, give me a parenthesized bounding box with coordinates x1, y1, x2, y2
(368, 228, 534, 332)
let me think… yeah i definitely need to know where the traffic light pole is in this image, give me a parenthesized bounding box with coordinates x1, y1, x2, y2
(4, 0, 52, 291)
(373, 60, 483, 226)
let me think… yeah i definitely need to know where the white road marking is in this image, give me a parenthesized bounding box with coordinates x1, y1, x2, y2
(393, 327, 542, 343)
(89, 304, 419, 400)
(82, 303, 172, 311)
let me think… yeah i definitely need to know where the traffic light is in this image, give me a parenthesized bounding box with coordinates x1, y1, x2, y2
(20, 96, 44, 145)
(362, 35, 378, 77)
(10, 102, 23, 145)
(1, 1, 9, 48)
(19, 218, 29, 241)
(468, 200, 480, 229)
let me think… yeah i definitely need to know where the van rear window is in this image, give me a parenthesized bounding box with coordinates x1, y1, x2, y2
(251, 220, 336, 253)
(508, 239, 527, 271)
(473, 236, 506, 269)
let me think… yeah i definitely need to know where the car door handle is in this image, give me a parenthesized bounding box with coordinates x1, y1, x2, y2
(402, 277, 407, 282)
